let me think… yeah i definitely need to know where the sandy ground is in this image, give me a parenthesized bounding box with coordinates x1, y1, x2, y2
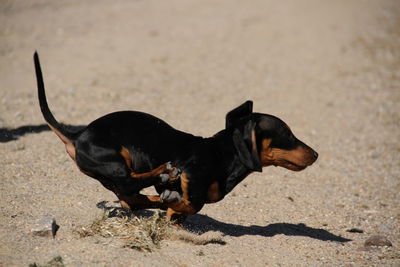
(1, 0, 399, 266)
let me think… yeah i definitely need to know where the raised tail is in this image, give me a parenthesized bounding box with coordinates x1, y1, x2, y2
(34, 52, 79, 160)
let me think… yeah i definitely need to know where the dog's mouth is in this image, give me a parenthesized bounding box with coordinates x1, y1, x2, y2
(263, 146, 318, 172)
(276, 160, 307, 171)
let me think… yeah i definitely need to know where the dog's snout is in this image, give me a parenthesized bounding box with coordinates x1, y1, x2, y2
(313, 151, 318, 160)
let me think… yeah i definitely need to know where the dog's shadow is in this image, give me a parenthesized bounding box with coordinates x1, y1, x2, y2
(0, 123, 85, 143)
(185, 214, 351, 242)
(96, 201, 351, 243)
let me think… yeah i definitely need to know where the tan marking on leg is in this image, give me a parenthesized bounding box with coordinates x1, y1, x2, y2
(164, 172, 199, 215)
(129, 163, 168, 179)
(119, 194, 166, 210)
(119, 200, 130, 210)
(120, 147, 133, 171)
(180, 172, 189, 200)
(206, 181, 222, 203)
(47, 123, 76, 161)
(166, 208, 187, 224)
(129, 162, 179, 183)
(166, 200, 198, 215)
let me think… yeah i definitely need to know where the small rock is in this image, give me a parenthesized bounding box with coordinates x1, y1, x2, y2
(11, 142, 25, 152)
(364, 235, 392, 247)
(196, 250, 205, 256)
(347, 228, 364, 233)
(31, 216, 59, 237)
(29, 255, 64, 267)
(378, 223, 391, 233)
(371, 151, 380, 159)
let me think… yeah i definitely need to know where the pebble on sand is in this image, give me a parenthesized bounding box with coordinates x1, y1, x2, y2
(346, 228, 364, 233)
(31, 216, 59, 237)
(364, 235, 392, 247)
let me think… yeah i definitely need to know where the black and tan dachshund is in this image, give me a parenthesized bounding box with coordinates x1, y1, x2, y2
(34, 52, 318, 223)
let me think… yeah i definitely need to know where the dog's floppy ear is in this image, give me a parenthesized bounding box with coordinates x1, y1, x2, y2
(233, 120, 262, 172)
(226, 100, 253, 129)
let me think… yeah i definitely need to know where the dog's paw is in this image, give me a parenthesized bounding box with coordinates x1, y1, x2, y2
(166, 162, 173, 170)
(159, 173, 170, 183)
(159, 163, 181, 184)
(169, 167, 181, 179)
(160, 189, 182, 203)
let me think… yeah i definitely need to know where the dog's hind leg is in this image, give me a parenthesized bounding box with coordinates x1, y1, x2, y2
(119, 194, 167, 210)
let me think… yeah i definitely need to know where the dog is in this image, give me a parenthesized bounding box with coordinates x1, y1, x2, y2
(34, 52, 318, 223)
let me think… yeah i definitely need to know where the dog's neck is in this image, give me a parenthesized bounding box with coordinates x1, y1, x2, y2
(211, 129, 256, 195)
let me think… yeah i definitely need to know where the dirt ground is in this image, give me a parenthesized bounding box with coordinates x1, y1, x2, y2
(1, 0, 399, 266)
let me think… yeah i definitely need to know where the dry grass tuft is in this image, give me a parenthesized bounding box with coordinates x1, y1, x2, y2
(75, 208, 225, 251)
(76, 209, 172, 251)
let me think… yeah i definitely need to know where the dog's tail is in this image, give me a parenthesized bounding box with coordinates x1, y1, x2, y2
(34, 52, 80, 159)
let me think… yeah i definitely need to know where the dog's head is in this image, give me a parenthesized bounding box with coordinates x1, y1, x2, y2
(226, 101, 318, 172)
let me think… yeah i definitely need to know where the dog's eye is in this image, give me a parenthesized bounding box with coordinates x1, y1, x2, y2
(270, 136, 286, 148)
(271, 133, 297, 149)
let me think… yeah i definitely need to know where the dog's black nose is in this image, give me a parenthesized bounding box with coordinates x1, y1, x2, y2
(313, 151, 319, 160)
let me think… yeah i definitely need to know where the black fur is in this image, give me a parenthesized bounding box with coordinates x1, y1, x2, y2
(34, 52, 318, 221)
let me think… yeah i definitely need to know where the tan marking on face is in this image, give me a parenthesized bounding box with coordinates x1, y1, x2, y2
(259, 138, 273, 165)
(259, 138, 315, 171)
(251, 129, 257, 152)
